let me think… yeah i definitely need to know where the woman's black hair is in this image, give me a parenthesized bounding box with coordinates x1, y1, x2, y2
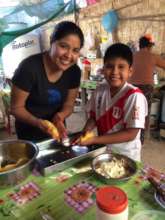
(50, 21, 84, 48)
(104, 43, 133, 66)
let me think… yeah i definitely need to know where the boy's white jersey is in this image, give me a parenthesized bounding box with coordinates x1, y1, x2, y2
(86, 81, 148, 161)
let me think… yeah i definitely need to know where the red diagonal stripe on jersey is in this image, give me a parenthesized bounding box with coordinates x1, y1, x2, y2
(96, 88, 142, 134)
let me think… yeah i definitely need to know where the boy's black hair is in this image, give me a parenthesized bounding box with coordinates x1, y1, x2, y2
(104, 43, 133, 66)
(50, 21, 84, 48)
(139, 36, 155, 49)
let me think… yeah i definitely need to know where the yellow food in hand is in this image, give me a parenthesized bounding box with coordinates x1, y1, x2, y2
(42, 120, 60, 141)
(80, 131, 95, 143)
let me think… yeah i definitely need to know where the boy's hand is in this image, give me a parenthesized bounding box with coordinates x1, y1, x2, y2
(80, 136, 95, 146)
(73, 131, 95, 146)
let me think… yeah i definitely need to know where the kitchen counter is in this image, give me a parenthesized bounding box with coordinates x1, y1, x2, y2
(0, 156, 164, 220)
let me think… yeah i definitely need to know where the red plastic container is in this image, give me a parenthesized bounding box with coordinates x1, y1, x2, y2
(96, 186, 128, 220)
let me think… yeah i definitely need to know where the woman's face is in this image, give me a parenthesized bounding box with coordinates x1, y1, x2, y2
(49, 34, 81, 71)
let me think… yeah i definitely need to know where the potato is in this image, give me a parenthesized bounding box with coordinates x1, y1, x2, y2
(41, 120, 60, 141)
(80, 131, 95, 143)
(2, 164, 16, 172)
(16, 157, 29, 167)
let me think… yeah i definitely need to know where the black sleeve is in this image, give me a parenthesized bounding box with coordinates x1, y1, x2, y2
(67, 64, 81, 89)
(12, 56, 36, 92)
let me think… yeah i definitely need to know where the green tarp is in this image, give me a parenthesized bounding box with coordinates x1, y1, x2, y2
(0, 0, 78, 55)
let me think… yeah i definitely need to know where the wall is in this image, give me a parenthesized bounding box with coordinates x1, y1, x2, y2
(40, 0, 165, 78)
(79, 0, 165, 78)
(79, 0, 165, 53)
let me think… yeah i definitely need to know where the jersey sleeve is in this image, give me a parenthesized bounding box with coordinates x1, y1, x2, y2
(12, 57, 36, 92)
(67, 64, 81, 89)
(124, 92, 148, 128)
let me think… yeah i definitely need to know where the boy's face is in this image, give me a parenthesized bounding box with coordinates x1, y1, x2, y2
(103, 57, 133, 91)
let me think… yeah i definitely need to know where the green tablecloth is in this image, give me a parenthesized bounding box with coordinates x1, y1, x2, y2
(0, 160, 164, 220)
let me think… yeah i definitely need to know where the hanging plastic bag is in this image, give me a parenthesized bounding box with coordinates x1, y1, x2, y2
(85, 31, 96, 50)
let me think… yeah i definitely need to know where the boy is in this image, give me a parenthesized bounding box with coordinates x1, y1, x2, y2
(80, 43, 148, 161)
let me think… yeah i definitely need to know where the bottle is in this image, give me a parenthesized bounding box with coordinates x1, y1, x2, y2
(82, 58, 91, 80)
(153, 72, 158, 85)
(96, 186, 128, 220)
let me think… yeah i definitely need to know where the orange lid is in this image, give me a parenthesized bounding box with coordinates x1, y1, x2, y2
(96, 186, 128, 214)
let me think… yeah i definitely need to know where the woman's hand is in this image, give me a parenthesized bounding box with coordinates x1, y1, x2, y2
(37, 119, 48, 131)
(52, 113, 67, 139)
(37, 119, 60, 141)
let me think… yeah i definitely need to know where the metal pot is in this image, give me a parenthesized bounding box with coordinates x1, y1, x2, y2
(0, 139, 38, 187)
(92, 153, 137, 184)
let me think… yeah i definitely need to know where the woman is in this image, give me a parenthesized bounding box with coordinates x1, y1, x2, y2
(11, 21, 84, 141)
